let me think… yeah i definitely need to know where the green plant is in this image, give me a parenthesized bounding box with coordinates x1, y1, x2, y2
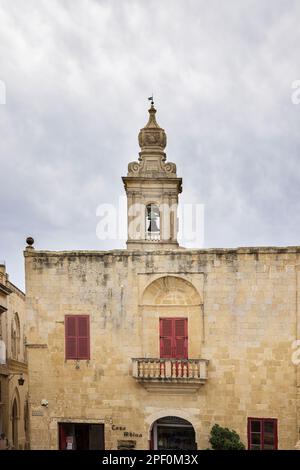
(209, 424, 245, 450)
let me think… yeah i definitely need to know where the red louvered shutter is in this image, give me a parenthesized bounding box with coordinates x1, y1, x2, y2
(65, 316, 77, 359)
(65, 315, 90, 360)
(174, 318, 188, 359)
(77, 316, 90, 360)
(160, 318, 173, 358)
(159, 318, 188, 359)
(59, 424, 67, 450)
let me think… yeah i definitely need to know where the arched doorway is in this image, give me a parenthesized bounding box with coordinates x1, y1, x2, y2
(12, 398, 18, 449)
(150, 416, 197, 450)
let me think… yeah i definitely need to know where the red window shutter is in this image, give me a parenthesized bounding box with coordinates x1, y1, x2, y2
(65, 315, 90, 360)
(174, 318, 188, 359)
(160, 318, 173, 336)
(77, 316, 90, 360)
(248, 418, 278, 450)
(160, 337, 173, 358)
(59, 424, 67, 450)
(263, 419, 277, 450)
(160, 318, 173, 358)
(248, 418, 262, 450)
(160, 318, 188, 359)
(65, 316, 77, 359)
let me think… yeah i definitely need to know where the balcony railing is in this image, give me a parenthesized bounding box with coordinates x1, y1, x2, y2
(132, 358, 208, 392)
(145, 232, 160, 241)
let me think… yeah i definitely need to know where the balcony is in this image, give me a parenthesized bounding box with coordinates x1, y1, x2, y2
(132, 358, 208, 393)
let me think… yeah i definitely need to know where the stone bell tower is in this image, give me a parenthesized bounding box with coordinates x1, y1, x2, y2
(122, 100, 182, 250)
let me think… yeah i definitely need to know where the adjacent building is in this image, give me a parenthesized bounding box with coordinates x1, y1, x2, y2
(0, 264, 28, 449)
(25, 103, 300, 450)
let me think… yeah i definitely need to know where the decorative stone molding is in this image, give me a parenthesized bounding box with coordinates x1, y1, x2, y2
(126, 103, 178, 178)
(128, 162, 140, 174)
(138, 129, 167, 150)
(138, 104, 167, 151)
(127, 158, 177, 177)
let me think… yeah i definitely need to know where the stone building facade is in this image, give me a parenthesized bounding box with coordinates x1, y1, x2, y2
(0, 264, 28, 449)
(25, 103, 300, 450)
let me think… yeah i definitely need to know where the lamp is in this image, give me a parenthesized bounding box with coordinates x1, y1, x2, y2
(8, 373, 25, 386)
(18, 375, 25, 386)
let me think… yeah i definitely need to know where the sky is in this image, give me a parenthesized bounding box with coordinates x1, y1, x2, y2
(0, 0, 300, 290)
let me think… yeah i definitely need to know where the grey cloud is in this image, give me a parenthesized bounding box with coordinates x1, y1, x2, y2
(0, 0, 300, 288)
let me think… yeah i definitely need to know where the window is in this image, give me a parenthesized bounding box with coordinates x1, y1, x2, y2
(159, 318, 188, 359)
(65, 315, 90, 360)
(11, 313, 20, 360)
(248, 418, 278, 450)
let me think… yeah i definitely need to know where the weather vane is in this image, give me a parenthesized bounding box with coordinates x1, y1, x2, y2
(148, 94, 154, 106)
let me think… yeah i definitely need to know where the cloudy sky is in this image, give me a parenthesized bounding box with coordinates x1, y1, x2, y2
(0, 0, 300, 289)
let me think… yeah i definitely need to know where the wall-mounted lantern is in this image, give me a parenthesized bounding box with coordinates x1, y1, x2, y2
(18, 375, 25, 386)
(8, 373, 25, 386)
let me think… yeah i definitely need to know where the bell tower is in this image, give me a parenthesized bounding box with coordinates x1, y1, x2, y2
(122, 100, 182, 250)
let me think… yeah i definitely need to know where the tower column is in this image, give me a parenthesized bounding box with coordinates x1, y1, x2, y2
(161, 193, 170, 241)
(170, 194, 178, 242)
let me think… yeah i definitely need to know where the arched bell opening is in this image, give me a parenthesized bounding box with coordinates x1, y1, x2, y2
(145, 204, 160, 241)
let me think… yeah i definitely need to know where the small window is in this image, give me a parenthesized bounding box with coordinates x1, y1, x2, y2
(248, 418, 278, 450)
(11, 313, 20, 360)
(65, 315, 90, 360)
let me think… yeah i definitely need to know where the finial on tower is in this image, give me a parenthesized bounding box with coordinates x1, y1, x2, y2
(138, 96, 166, 150)
(148, 94, 154, 107)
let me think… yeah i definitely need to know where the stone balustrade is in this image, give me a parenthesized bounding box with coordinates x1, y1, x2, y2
(132, 358, 208, 389)
(145, 232, 160, 241)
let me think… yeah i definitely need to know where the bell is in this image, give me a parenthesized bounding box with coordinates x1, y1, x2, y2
(147, 218, 159, 233)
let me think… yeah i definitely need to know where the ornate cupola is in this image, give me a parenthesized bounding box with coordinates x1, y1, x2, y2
(122, 99, 182, 250)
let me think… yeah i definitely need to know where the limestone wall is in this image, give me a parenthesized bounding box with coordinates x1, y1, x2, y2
(24, 247, 300, 449)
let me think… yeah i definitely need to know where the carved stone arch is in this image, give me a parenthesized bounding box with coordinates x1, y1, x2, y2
(11, 387, 21, 419)
(140, 275, 204, 365)
(142, 275, 202, 306)
(145, 199, 160, 206)
(11, 387, 21, 449)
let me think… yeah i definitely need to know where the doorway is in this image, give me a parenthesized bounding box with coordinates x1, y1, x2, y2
(12, 398, 18, 449)
(151, 416, 197, 450)
(58, 423, 104, 450)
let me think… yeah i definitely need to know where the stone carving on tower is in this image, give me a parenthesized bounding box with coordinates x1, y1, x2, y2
(123, 100, 182, 250)
(127, 100, 177, 177)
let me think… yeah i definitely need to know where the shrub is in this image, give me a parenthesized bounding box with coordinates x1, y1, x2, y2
(209, 424, 245, 450)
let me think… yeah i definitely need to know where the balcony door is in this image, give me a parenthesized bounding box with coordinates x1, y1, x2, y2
(160, 318, 188, 359)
